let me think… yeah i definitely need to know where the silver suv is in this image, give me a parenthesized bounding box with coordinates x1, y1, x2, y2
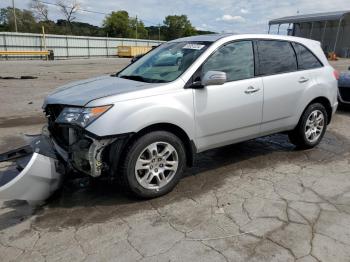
(43, 34, 338, 198)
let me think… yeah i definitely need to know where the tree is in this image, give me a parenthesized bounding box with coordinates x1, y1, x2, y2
(129, 17, 148, 39)
(103, 10, 148, 39)
(56, 0, 80, 33)
(103, 10, 130, 37)
(0, 6, 214, 38)
(19, 9, 39, 32)
(30, 0, 49, 21)
(163, 15, 196, 40)
(0, 8, 8, 25)
(0, 7, 38, 33)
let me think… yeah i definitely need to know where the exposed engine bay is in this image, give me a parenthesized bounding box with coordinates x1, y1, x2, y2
(45, 104, 130, 178)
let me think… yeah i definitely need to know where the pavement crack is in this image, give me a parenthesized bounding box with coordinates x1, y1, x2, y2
(200, 241, 229, 262)
(139, 237, 185, 260)
(119, 217, 145, 259)
(309, 205, 322, 262)
(186, 230, 257, 242)
(149, 201, 187, 234)
(242, 198, 253, 221)
(316, 232, 350, 246)
(266, 237, 297, 260)
(304, 186, 343, 213)
(73, 228, 88, 260)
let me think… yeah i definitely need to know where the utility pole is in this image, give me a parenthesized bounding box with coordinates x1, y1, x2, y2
(12, 0, 18, 32)
(158, 23, 161, 41)
(135, 15, 138, 39)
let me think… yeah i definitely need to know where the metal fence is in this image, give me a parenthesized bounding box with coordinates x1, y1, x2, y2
(0, 32, 164, 59)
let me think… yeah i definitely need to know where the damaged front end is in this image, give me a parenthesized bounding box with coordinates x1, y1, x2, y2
(45, 104, 123, 178)
(0, 105, 129, 204)
(46, 103, 136, 185)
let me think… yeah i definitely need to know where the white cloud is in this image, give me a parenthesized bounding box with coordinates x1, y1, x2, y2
(2, 0, 350, 34)
(216, 14, 246, 23)
(196, 23, 215, 31)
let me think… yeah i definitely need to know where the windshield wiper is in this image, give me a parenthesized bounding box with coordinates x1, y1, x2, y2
(119, 75, 147, 82)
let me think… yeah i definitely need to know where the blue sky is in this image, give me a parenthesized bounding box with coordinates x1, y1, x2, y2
(1, 0, 350, 33)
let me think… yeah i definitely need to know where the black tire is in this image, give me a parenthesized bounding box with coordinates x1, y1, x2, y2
(119, 131, 186, 198)
(288, 103, 328, 149)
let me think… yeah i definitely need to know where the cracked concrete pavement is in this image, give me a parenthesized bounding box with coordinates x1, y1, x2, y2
(0, 58, 350, 261)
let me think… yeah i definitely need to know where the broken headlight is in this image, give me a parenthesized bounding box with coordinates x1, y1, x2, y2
(56, 105, 112, 128)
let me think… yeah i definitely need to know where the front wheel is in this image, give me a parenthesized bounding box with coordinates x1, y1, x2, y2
(119, 131, 186, 198)
(288, 103, 328, 149)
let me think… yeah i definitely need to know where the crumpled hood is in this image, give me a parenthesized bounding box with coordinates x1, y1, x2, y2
(43, 75, 152, 107)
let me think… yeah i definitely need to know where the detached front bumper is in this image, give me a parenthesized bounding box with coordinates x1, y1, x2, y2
(0, 135, 64, 203)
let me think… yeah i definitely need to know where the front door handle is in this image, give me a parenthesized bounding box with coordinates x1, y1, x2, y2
(245, 86, 260, 94)
(299, 77, 309, 83)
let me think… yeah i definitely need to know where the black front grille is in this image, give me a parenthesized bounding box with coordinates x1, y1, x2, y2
(45, 105, 70, 149)
(339, 87, 350, 102)
(45, 104, 64, 122)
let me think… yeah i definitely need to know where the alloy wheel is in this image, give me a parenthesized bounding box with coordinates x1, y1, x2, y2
(305, 109, 325, 143)
(135, 142, 179, 190)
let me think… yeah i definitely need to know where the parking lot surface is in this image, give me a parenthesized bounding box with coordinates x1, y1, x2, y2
(0, 58, 350, 262)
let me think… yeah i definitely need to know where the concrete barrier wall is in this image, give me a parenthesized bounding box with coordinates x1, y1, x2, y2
(0, 32, 164, 59)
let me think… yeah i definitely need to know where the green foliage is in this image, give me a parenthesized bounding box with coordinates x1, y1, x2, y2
(0, 8, 8, 25)
(0, 6, 105, 36)
(103, 10, 148, 39)
(103, 10, 130, 37)
(163, 15, 196, 40)
(56, 20, 106, 36)
(0, 6, 215, 39)
(129, 18, 148, 39)
(0, 7, 39, 32)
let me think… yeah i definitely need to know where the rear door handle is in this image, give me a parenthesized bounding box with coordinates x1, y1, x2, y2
(245, 86, 260, 94)
(299, 77, 309, 83)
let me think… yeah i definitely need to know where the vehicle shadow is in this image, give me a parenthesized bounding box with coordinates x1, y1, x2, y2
(1, 126, 350, 231)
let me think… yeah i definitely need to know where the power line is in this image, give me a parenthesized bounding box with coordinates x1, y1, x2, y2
(38, 0, 107, 15)
(37, 0, 162, 27)
(32, 0, 173, 39)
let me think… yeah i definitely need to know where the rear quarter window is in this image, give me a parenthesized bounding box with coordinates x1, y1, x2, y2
(257, 40, 297, 75)
(292, 43, 323, 70)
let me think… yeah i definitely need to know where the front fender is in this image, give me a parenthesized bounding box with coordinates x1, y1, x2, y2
(86, 89, 195, 139)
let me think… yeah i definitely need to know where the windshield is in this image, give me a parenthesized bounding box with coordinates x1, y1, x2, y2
(118, 41, 211, 83)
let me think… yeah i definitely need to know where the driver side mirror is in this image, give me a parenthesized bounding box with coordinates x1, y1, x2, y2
(202, 71, 227, 86)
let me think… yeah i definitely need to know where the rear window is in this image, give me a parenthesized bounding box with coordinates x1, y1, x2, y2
(257, 40, 297, 75)
(292, 43, 323, 70)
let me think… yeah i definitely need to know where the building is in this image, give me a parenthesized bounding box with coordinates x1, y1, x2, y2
(268, 11, 350, 57)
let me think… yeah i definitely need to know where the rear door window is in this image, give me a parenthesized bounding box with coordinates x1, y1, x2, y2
(257, 40, 297, 75)
(292, 43, 323, 70)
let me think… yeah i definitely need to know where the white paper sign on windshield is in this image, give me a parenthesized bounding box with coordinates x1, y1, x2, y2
(183, 44, 205, 50)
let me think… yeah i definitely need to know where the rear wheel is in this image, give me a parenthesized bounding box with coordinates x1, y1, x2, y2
(288, 103, 328, 149)
(119, 131, 186, 198)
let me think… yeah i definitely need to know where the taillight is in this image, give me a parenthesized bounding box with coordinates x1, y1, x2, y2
(333, 70, 340, 80)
